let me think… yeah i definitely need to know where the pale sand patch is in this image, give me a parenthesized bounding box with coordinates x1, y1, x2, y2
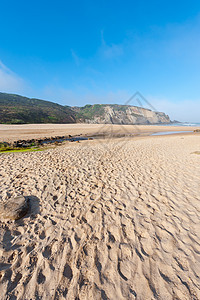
(0, 135, 200, 299)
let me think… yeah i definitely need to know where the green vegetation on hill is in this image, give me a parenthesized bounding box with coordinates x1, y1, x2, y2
(0, 92, 76, 124)
(73, 104, 105, 120)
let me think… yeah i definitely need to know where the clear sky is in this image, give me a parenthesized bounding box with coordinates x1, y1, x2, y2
(0, 0, 200, 122)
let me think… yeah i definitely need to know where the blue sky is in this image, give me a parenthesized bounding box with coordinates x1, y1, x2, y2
(0, 0, 200, 122)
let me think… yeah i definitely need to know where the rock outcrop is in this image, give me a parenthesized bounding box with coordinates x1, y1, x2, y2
(0, 196, 29, 220)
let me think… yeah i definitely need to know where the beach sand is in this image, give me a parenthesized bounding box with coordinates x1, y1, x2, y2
(0, 131, 200, 299)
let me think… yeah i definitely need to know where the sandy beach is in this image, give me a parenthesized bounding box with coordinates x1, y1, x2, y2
(0, 127, 200, 299)
(0, 123, 197, 143)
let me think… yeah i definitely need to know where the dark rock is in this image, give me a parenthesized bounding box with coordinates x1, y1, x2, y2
(0, 196, 29, 220)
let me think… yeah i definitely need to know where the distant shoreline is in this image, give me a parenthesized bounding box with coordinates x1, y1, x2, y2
(155, 122, 200, 127)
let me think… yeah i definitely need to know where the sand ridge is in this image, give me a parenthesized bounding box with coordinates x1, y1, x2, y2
(0, 135, 200, 299)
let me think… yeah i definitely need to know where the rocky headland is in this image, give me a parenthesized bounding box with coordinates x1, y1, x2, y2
(0, 92, 170, 125)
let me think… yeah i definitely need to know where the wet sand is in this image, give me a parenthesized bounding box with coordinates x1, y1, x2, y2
(0, 131, 200, 299)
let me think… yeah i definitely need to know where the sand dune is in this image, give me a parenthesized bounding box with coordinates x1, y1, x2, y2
(0, 134, 200, 299)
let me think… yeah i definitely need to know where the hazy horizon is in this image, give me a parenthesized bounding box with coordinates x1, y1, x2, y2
(0, 1, 200, 122)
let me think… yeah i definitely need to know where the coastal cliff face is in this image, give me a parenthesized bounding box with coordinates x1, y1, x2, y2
(0, 92, 171, 124)
(74, 104, 171, 125)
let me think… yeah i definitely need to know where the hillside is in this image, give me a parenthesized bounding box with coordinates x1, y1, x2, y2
(0, 92, 171, 124)
(0, 93, 76, 124)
